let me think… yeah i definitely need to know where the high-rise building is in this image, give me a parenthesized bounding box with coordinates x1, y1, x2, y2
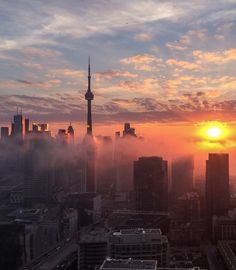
(57, 129, 68, 144)
(11, 112, 24, 140)
(114, 124, 140, 192)
(109, 228, 169, 267)
(206, 153, 229, 232)
(68, 123, 74, 144)
(134, 157, 168, 211)
(25, 118, 30, 133)
(176, 192, 201, 224)
(1, 127, 9, 141)
(24, 137, 54, 206)
(171, 156, 194, 198)
(123, 123, 136, 137)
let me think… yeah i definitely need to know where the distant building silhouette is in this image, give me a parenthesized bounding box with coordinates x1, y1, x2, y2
(114, 123, 139, 192)
(1, 127, 9, 141)
(68, 123, 74, 144)
(85, 57, 94, 136)
(123, 123, 137, 137)
(25, 118, 30, 134)
(11, 112, 24, 141)
(206, 153, 229, 233)
(24, 137, 54, 206)
(171, 155, 194, 198)
(134, 157, 168, 211)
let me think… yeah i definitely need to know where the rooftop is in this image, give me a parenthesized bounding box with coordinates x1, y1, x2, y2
(100, 258, 157, 270)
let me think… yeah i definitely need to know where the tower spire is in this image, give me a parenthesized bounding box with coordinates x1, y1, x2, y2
(88, 56, 91, 91)
(85, 57, 94, 135)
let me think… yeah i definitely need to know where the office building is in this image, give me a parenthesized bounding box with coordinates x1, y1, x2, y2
(24, 137, 54, 206)
(123, 123, 137, 137)
(212, 209, 236, 242)
(171, 156, 194, 198)
(1, 127, 9, 141)
(68, 123, 75, 144)
(206, 153, 229, 232)
(11, 112, 24, 140)
(176, 192, 201, 224)
(218, 240, 236, 270)
(98, 258, 205, 270)
(78, 228, 108, 270)
(25, 118, 30, 133)
(107, 210, 170, 235)
(98, 258, 157, 270)
(134, 157, 168, 211)
(109, 228, 169, 267)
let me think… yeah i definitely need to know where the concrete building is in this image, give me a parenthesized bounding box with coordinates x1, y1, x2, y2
(212, 209, 236, 242)
(109, 228, 169, 267)
(176, 192, 201, 224)
(66, 192, 102, 227)
(98, 258, 205, 270)
(134, 157, 168, 212)
(98, 258, 157, 270)
(206, 153, 229, 232)
(0, 207, 61, 268)
(78, 228, 108, 270)
(218, 240, 236, 270)
(107, 210, 170, 235)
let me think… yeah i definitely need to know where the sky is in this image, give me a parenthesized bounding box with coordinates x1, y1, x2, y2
(0, 0, 236, 155)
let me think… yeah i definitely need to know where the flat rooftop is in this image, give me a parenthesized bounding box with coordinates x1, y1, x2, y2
(100, 259, 157, 270)
(113, 228, 162, 235)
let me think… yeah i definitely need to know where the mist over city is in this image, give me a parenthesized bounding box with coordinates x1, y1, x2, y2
(0, 1, 236, 270)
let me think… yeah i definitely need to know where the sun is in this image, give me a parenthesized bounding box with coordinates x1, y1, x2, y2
(197, 121, 229, 143)
(207, 127, 222, 138)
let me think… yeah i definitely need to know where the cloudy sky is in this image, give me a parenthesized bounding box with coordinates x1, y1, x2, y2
(0, 0, 236, 140)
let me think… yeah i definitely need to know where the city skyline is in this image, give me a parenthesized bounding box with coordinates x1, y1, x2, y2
(0, 1, 236, 173)
(1, 2, 236, 269)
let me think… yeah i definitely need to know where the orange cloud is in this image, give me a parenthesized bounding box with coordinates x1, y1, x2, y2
(166, 59, 199, 70)
(95, 70, 138, 81)
(193, 48, 236, 63)
(47, 68, 85, 78)
(120, 54, 162, 71)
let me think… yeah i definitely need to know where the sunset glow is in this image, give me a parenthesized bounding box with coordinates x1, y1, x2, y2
(207, 127, 221, 138)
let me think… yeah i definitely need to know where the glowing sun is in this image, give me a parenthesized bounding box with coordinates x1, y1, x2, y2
(197, 121, 229, 143)
(206, 127, 222, 138)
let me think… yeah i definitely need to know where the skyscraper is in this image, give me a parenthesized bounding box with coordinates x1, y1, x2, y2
(206, 153, 229, 232)
(1, 127, 9, 141)
(171, 155, 194, 198)
(68, 123, 74, 144)
(134, 156, 168, 211)
(25, 118, 30, 134)
(24, 137, 54, 206)
(11, 111, 24, 141)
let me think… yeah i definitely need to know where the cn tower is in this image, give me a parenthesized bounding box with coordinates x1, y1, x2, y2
(85, 57, 94, 135)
